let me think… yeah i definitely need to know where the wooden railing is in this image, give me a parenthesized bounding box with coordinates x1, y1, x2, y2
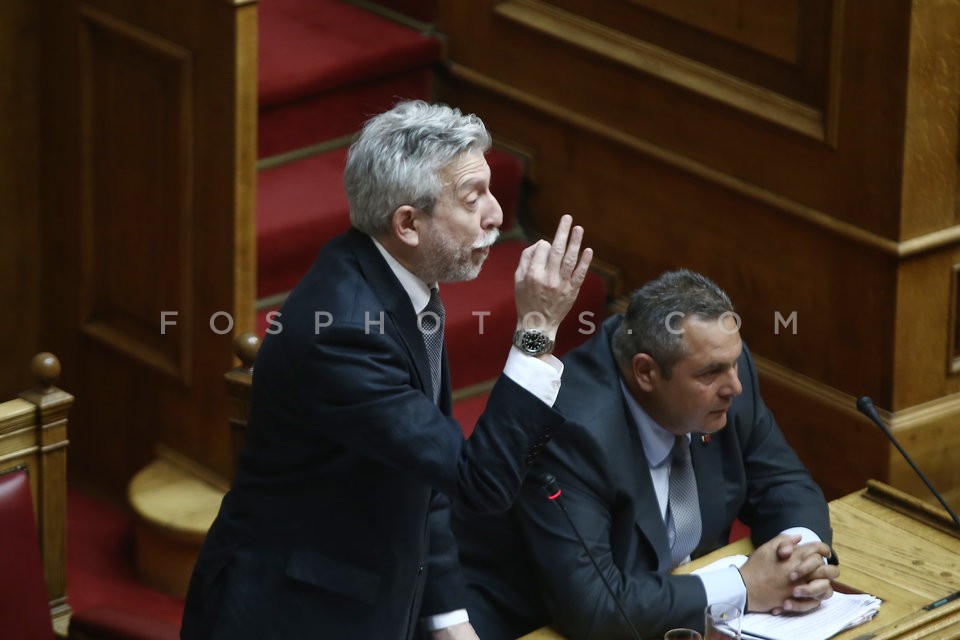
(0, 352, 73, 633)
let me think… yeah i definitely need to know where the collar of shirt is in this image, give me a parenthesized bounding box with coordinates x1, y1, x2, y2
(618, 377, 688, 469)
(371, 236, 437, 314)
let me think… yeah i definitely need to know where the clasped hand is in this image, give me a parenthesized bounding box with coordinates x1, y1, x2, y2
(740, 534, 839, 615)
(514, 214, 593, 341)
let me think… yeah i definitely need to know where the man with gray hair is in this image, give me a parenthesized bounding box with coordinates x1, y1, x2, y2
(181, 101, 593, 640)
(455, 269, 838, 639)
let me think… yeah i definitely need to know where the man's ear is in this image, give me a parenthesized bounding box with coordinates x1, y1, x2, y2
(391, 205, 421, 248)
(631, 353, 659, 392)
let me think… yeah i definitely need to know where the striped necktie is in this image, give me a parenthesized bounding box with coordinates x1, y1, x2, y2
(668, 435, 701, 566)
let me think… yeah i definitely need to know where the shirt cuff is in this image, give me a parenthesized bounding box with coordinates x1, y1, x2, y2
(421, 609, 470, 631)
(698, 565, 748, 614)
(780, 526, 826, 563)
(780, 526, 822, 546)
(503, 346, 564, 407)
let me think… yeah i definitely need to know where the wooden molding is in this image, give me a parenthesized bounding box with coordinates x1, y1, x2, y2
(754, 351, 861, 418)
(756, 350, 960, 433)
(495, 0, 839, 144)
(864, 479, 960, 539)
(949, 263, 960, 376)
(448, 62, 960, 259)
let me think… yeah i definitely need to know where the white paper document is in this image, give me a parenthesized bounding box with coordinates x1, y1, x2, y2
(693, 554, 881, 640)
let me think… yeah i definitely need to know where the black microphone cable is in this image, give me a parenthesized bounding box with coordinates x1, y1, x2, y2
(539, 473, 644, 640)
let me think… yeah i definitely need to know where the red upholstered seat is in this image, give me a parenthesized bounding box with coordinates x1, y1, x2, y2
(0, 466, 56, 640)
(0, 466, 181, 640)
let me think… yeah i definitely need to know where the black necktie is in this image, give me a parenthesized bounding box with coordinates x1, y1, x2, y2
(418, 288, 445, 403)
(668, 435, 701, 566)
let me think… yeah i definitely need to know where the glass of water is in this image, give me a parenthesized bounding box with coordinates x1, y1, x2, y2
(704, 603, 741, 639)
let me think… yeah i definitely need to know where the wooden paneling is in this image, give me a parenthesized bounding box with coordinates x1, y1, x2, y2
(38, 0, 257, 498)
(79, 7, 195, 383)
(539, 0, 828, 107)
(439, 0, 912, 239)
(0, 0, 40, 400)
(495, 0, 834, 143)
(625, 0, 802, 63)
(438, 75, 898, 400)
(901, 0, 960, 238)
(437, 0, 960, 500)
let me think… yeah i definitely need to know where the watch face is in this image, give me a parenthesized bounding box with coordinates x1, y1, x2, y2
(520, 331, 547, 354)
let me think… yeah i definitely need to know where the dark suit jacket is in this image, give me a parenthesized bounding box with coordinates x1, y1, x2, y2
(455, 314, 831, 640)
(181, 229, 561, 640)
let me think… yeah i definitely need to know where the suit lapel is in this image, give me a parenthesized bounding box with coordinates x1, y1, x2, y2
(588, 317, 675, 571)
(348, 229, 434, 398)
(690, 433, 724, 557)
(627, 416, 674, 572)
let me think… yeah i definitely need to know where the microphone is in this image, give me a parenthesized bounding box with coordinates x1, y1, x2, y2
(856, 396, 960, 529)
(539, 473, 643, 640)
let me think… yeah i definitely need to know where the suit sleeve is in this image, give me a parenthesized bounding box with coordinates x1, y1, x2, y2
(514, 425, 708, 639)
(420, 490, 469, 617)
(734, 346, 832, 545)
(285, 321, 563, 514)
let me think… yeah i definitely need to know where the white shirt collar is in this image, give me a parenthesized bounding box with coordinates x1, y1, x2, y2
(619, 377, 684, 468)
(371, 236, 437, 314)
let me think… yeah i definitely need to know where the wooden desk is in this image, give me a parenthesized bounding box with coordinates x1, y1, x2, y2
(520, 481, 960, 640)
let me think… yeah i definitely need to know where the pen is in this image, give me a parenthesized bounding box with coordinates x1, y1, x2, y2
(923, 590, 960, 610)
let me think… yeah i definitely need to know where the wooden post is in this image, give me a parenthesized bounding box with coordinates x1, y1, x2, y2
(19, 352, 73, 630)
(224, 332, 259, 471)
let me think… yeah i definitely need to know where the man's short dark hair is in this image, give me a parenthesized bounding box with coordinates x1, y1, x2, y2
(612, 269, 734, 377)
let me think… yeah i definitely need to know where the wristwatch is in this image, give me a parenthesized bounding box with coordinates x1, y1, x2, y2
(513, 329, 554, 356)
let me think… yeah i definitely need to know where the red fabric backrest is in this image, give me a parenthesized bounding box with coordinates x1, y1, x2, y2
(0, 467, 56, 640)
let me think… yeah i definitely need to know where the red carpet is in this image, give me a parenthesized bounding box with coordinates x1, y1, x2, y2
(67, 488, 184, 630)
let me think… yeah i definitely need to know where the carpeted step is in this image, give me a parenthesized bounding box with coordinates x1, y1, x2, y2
(67, 488, 184, 630)
(257, 147, 353, 299)
(452, 390, 490, 439)
(259, 0, 441, 158)
(257, 146, 525, 299)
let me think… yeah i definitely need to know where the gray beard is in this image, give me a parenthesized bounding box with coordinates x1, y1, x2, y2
(419, 240, 484, 283)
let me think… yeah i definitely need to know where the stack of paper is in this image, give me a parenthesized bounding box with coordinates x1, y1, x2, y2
(739, 591, 880, 640)
(693, 554, 881, 640)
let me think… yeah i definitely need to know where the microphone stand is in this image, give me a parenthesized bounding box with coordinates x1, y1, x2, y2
(540, 473, 644, 640)
(857, 396, 960, 529)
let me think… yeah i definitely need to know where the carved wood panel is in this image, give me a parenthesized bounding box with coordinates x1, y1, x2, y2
(79, 7, 194, 383)
(39, 0, 257, 496)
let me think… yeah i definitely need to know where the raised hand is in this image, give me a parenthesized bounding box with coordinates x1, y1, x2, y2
(514, 214, 593, 343)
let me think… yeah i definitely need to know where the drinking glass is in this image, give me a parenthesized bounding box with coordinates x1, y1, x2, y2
(704, 602, 741, 639)
(664, 629, 702, 640)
